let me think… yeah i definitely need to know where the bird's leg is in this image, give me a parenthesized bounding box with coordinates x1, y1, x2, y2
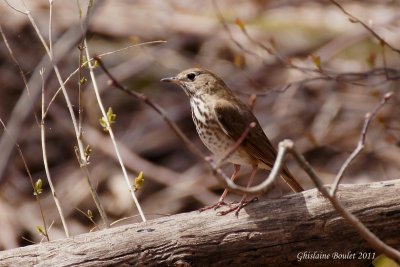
(199, 164, 241, 212)
(218, 165, 258, 217)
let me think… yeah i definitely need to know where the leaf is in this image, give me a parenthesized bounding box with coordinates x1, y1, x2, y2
(92, 59, 99, 69)
(310, 54, 322, 70)
(369, 89, 381, 99)
(87, 209, 93, 219)
(269, 37, 277, 50)
(99, 107, 117, 131)
(367, 51, 376, 68)
(372, 254, 400, 267)
(235, 18, 245, 30)
(82, 56, 98, 69)
(33, 179, 43, 196)
(305, 132, 319, 146)
(234, 53, 245, 68)
(129, 36, 141, 44)
(36, 226, 46, 236)
(134, 171, 144, 191)
(82, 56, 89, 68)
(85, 145, 92, 162)
(80, 76, 87, 85)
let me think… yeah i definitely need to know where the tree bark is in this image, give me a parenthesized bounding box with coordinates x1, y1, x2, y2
(1, 180, 399, 267)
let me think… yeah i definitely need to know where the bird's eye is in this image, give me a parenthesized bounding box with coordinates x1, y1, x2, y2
(186, 72, 196, 81)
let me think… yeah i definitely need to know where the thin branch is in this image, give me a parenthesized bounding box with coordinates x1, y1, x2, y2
(216, 2, 400, 96)
(95, 57, 205, 160)
(19, 1, 109, 227)
(286, 141, 400, 264)
(330, 92, 393, 196)
(212, 0, 320, 76)
(40, 220, 55, 243)
(86, 45, 147, 222)
(48, 0, 54, 57)
(43, 40, 166, 118)
(380, 41, 389, 80)
(75, 208, 97, 229)
(248, 94, 257, 111)
(0, 25, 40, 127)
(215, 122, 255, 168)
(77, 44, 84, 139)
(0, 119, 50, 242)
(209, 140, 290, 195)
(81, 0, 145, 222)
(0, 1, 104, 181)
(39, 69, 70, 237)
(3, 0, 28, 14)
(73, 147, 109, 228)
(329, 0, 400, 54)
(211, 0, 255, 57)
(97, 40, 166, 58)
(237, 68, 400, 97)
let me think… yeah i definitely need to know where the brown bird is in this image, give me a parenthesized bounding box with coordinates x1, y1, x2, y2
(161, 68, 303, 215)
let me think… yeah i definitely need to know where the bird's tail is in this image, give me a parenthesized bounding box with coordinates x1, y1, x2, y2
(281, 166, 304, 193)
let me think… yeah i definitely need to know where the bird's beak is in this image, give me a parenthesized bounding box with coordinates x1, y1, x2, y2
(160, 77, 179, 84)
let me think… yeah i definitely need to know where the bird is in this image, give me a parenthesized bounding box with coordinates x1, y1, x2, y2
(161, 68, 303, 215)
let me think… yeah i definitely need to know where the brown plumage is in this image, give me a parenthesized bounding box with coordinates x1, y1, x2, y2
(161, 68, 303, 214)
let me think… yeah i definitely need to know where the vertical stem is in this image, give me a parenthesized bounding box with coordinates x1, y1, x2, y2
(83, 40, 146, 222)
(40, 70, 70, 237)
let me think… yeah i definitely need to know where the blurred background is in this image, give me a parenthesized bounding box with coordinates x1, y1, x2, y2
(0, 0, 399, 249)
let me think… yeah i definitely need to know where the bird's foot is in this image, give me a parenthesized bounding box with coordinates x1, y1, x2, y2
(198, 201, 229, 212)
(217, 197, 258, 217)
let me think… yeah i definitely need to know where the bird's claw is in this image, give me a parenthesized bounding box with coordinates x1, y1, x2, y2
(217, 197, 258, 217)
(199, 201, 228, 212)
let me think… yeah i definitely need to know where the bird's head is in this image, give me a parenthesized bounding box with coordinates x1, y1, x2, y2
(161, 68, 229, 98)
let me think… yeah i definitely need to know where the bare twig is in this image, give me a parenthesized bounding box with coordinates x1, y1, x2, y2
(330, 92, 393, 196)
(18, 1, 109, 227)
(380, 41, 389, 80)
(40, 220, 55, 243)
(48, 0, 54, 57)
(237, 68, 400, 97)
(248, 94, 257, 111)
(75, 208, 97, 229)
(0, 0, 105, 183)
(329, 0, 400, 54)
(215, 122, 256, 168)
(215, 1, 400, 97)
(80, 0, 145, 222)
(209, 140, 291, 195)
(286, 141, 400, 264)
(0, 25, 40, 127)
(77, 44, 84, 139)
(73, 148, 109, 228)
(212, 0, 320, 76)
(39, 69, 70, 237)
(95, 57, 205, 160)
(83, 41, 146, 221)
(3, 0, 27, 14)
(43, 40, 166, 118)
(0, 119, 50, 242)
(211, 0, 255, 57)
(76, 0, 85, 140)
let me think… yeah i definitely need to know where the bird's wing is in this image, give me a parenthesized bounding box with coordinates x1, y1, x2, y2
(213, 100, 277, 168)
(213, 100, 304, 193)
